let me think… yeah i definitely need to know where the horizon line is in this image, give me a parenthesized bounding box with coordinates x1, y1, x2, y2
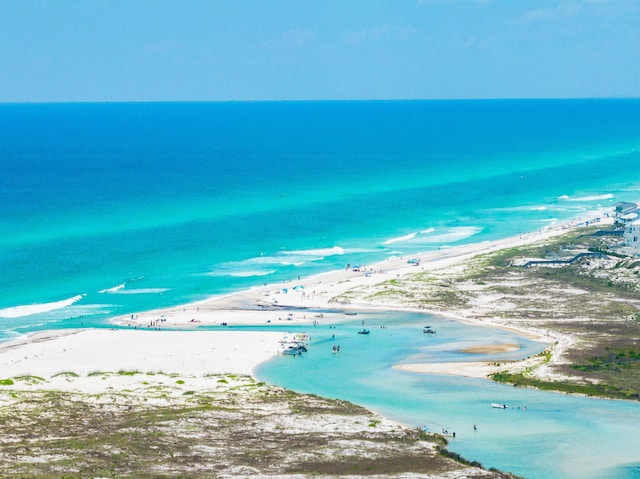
(1, 96, 639, 106)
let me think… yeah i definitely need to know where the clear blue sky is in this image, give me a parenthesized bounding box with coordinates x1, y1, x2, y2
(1, 0, 638, 102)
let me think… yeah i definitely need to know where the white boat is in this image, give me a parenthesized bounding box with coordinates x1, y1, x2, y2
(423, 326, 436, 334)
(491, 403, 508, 409)
(281, 344, 306, 355)
(279, 333, 309, 356)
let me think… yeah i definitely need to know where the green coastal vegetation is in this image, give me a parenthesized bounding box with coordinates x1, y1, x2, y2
(0, 373, 516, 478)
(469, 227, 640, 400)
(2, 225, 638, 476)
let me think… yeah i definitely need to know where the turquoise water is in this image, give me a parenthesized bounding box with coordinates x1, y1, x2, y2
(254, 312, 640, 479)
(2, 100, 640, 477)
(2, 100, 640, 337)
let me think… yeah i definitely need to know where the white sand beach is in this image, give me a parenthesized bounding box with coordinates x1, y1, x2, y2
(0, 328, 282, 395)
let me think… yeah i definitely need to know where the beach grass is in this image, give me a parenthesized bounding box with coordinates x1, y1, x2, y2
(51, 371, 80, 378)
(0, 374, 513, 478)
(489, 369, 640, 400)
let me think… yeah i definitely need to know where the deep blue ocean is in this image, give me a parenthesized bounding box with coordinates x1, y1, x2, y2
(2, 99, 639, 337)
(2, 100, 640, 478)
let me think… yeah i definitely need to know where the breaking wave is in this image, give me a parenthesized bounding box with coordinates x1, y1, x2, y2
(98, 283, 126, 293)
(0, 294, 85, 319)
(382, 232, 418, 245)
(281, 246, 346, 257)
(381, 226, 482, 246)
(559, 193, 614, 202)
(113, 288, 170, 295)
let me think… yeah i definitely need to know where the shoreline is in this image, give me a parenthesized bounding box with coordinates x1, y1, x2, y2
(107, 210, 605, 378)
(0, 208, 611, 388)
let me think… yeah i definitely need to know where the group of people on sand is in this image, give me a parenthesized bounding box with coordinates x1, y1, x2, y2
(147, 317, 166, 330)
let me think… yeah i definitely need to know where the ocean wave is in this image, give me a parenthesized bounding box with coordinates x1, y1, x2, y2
(207, 256, 284, 278)
(409, 226, 483, 244)
(281, 246, 346, 257)
(0, 294, 85, 319)
(113, 288, 170, 295)
(278, 259, 309, 266)
(98, 282, 126, 293)
(382, 232, 418, 245)
(209, 247, 346, 276)
(382, 227, 482, 246)
(487, 204, 551, 213)
(0, 330, 25, 343)
(28, 302, 116, 321)
(559, 193, 614, 202)
(209, 269, 277, 278)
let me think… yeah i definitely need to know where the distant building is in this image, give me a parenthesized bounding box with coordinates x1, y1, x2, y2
(615, 202, 640, 227)
(624, 219, 640, 255)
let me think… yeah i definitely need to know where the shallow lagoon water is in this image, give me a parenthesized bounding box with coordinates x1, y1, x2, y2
(254, 312, 640, 479)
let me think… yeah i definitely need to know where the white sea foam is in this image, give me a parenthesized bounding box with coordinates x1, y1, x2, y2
(560, 193, 614, 202)
(381, 227, 481, 246)
(69, 303, 115, 316)
(0, 330, 25, 342)
(114, 288, 170, 295)
(209, 247, 346, 276)
(277, 258, 311, 266)
(409, 226, 483, 244)
(98, 283, 126, 293)
(487, 204, 551, 213)
(0, 294, 85, 319)
(281, 246, 346, 257)
(209, 270, 276, 278)
(382, 232, 418, 245)
(207, 256, 284, 277)
(31, 303, 116, 321)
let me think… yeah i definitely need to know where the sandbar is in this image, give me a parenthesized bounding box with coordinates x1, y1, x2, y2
(461, 343, 520, 354)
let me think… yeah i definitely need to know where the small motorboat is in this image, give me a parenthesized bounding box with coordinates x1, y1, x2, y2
(357, 329, 370, 335)
(423, 326, 436, 334)
(491, 403, 508, 409)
